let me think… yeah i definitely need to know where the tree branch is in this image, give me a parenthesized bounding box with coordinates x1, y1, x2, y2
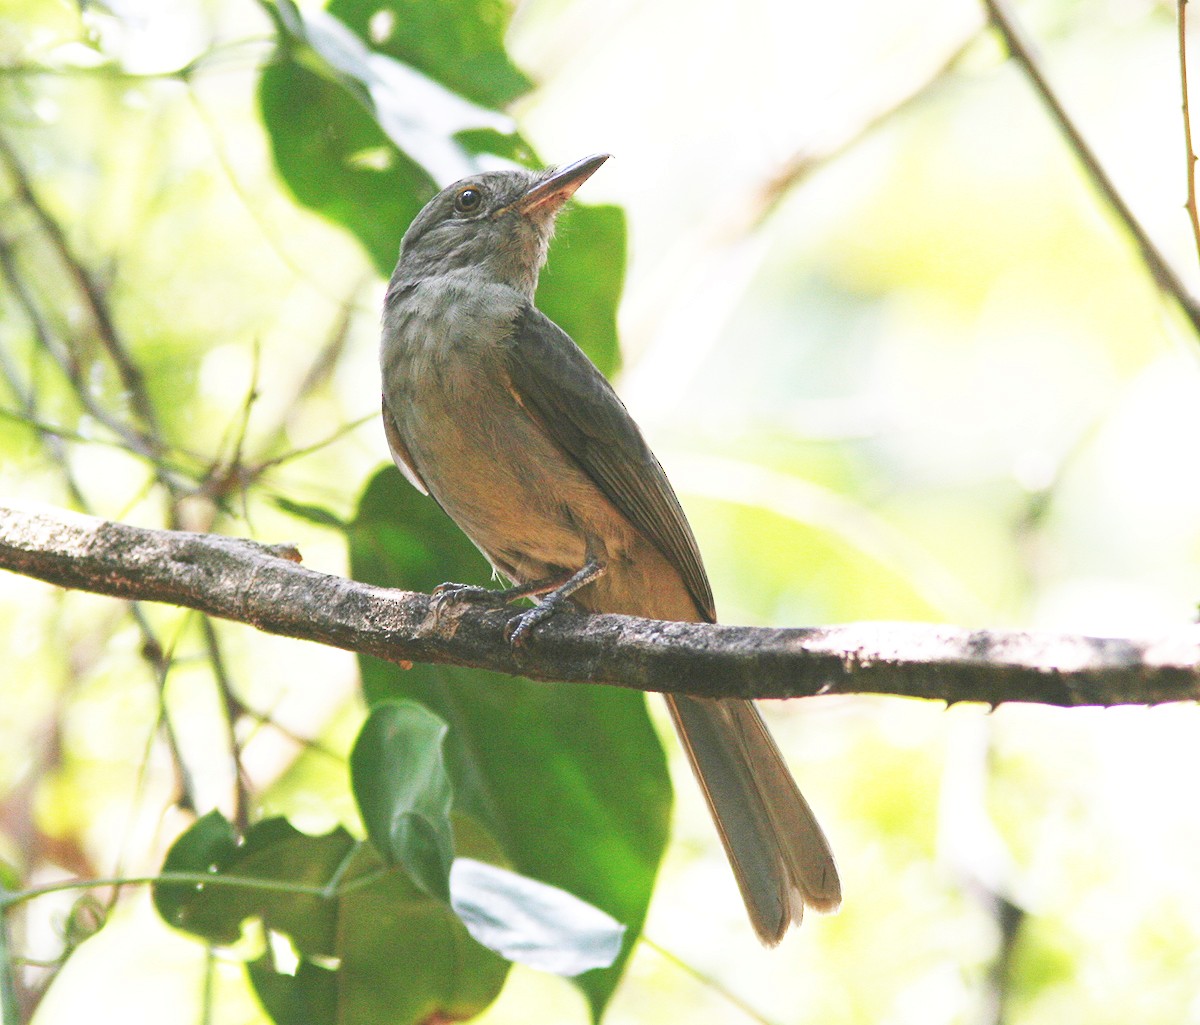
(1, 503, 1198, 707)
(982, 0, 1200, 336)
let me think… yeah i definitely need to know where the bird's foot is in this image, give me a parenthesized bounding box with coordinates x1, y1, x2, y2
(430, 581, 530, 616)
(431, 559, 606, 645)
(432, 582, 495, 610)
(502, 557, 607, 647)
(504, 592, 572, 647)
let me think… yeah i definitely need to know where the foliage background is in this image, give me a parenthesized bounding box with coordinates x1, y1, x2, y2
(3, 0, 1200, 1022)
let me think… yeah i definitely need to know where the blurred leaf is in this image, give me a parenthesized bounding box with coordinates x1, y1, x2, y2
(350, 699, 454, 901)
(335, 841, 508, 1025)
(154, 809, 242, 943)
(273, 496, 348, 530)
(455, 126, 539, 165)
(154, 814, 355, 953)
(537, 202, 626, 377)
(248, 957, 338, 1025)
(257, 0, 627, 368)
(450, 858, 625, 976)
(328, 0, 532, 109)
(1008, 918, 1077, 1009)
(268, 0, 514, 177)
(258, 54, 434, 277)
(349, 685, 627, 974)
(348, 466, 671, 1018)
(257, 0, 520, 276)
(155, 813, 508, 1025)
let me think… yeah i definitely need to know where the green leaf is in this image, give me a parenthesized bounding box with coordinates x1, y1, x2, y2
(155, 814, 356, 954)
(350, 701, 626, 973)
(350, 699, 455, 901)
(0, 859, 21, 893)
(248, 956, 338, 1025)
(273, 0, 513, 179)
(258, 0, 529, 276)
(536, 202, 626, 377)
(348, 466, 672, 1019)
(155, 813, 508, 1025)
(272, 497, 347, 530)
(258, 55, 434, 277)
(327, 0, 533, 110)
(450, 858, 625, 976)
(256, 0, 631, 371)
(153, 808, 242, 942)
(336, 842, 508, 1025)
(455, 126, 539, 166)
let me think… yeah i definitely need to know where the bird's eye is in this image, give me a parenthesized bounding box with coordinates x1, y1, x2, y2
(454, 187, 483, 213)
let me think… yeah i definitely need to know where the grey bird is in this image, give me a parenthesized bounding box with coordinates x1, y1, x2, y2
(380, 153, 841, 944)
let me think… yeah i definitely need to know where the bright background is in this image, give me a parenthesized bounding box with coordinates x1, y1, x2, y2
(3, 0, 1200, 1022)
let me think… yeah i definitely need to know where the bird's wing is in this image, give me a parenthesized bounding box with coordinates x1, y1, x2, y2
(381, 394, 430, 495)
(502, 303, 715, 622)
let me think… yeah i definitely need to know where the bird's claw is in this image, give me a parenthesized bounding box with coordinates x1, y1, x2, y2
(503, 594, 567, 647)
(431, 579, 576, 646)
(430, 582, 499, 615)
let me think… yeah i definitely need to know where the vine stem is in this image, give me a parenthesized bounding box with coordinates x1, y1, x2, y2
(984, 0, 1200, 335)
(1181, 0, 1200, 263)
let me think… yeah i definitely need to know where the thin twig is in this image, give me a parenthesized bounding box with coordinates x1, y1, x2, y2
(1, 871, 337, 910)
(0, 407, 200, 484)
(105, 629, 191, 923)
(982, 0, 1200, 336)
(186, 88, 379, 312)
(0, 914, 22, 1025)
(194, 340, 264, 525)
(1181, 0, 1200, 263)
(1, 864, 389, 912)
(0, 225, 155, 465)
(0, 235, 200, 812)
(0, 368, 89, 514)
(0, 132, 163, 440)
(199, 617, 251, 832)
(235, 695, 344, 761)
(750, 32, 979, 231)
(212, 338, 262, 494)
(130, 603, 198, 814)
(0, 191, 196, 521)
(641, 936, 783, 1025)
(253, 412, 377, 474)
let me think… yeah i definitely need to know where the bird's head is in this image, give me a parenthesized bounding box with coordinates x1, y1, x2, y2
(392, 154, 610, 297)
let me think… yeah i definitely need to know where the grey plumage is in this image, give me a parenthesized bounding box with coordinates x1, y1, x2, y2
(380, 154, 841, 944)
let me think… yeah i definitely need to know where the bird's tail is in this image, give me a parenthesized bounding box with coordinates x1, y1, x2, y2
(664, 693, 841, 945)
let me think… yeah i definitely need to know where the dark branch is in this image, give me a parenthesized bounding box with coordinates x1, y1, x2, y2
(1, 503, 1198, 707)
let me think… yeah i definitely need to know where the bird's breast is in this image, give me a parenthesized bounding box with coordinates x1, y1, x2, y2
(381, 279, 701, 622)
(382, 286, 604, 572)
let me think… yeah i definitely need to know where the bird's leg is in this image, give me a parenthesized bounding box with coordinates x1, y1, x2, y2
(430, 570, 578, 614)
(505, 556, 606, 647)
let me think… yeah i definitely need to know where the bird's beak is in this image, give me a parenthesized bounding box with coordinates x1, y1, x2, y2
(513, 153, 611, 217)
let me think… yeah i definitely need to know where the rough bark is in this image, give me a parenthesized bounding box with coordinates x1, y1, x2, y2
(2, 503, 1198, 706)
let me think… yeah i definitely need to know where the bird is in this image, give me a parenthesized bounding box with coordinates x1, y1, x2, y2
(379, 153, 840, 944)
